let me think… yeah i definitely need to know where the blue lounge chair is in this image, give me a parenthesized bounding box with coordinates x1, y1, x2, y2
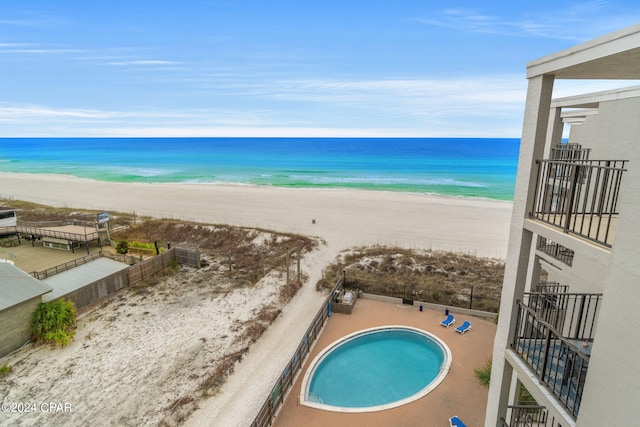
(449, 415, 467, 427)
(455, 320, 472, 334)
(440, 314, 455, 327)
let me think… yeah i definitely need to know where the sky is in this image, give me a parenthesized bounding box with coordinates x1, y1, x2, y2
(1, 1, 639, 138)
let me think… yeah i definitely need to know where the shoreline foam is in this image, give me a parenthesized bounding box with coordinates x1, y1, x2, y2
(0, 170, 512, 426)
(0, 171, 512, 258)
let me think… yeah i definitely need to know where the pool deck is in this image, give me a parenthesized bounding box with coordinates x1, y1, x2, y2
(273, 297, 496, 427)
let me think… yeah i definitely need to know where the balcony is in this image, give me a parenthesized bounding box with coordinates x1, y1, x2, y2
(536, 236, 574, 266)
(531, 159, 627, 247)
(501, 404, 562, 427)
(512, 292, 602, 418)
(550, 143, 590, 162)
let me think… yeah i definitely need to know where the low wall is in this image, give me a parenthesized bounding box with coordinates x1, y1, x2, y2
(360, 293, 498, 320)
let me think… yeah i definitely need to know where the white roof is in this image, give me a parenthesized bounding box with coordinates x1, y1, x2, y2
(0, 261, 52, 312)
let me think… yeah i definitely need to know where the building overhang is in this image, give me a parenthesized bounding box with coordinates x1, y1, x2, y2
(527, 23, 640, 80)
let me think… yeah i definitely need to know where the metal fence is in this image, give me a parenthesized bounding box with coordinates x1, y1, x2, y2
(342, 276, 500, 313)
(536, 236, 574, 266)
(501, 404, 562, 427)
(250, 276, 343, 427)
(532, 159, 627, 247)
(512, 292, 602, 418)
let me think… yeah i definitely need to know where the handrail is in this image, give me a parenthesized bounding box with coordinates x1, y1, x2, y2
(516, 301, 593, 358)
(531, 159, 628, 247)
(31, 252, 106, 279)
(513, 293, 601, 418)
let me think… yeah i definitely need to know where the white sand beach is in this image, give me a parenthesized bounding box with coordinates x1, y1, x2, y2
(0, 172, 511, 258)
(0, 171, 512, 426)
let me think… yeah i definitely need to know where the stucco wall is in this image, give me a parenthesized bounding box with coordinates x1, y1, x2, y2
(569, 97, 640, 161)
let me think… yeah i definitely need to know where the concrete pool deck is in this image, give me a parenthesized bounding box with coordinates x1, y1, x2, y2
(273, 298, 496, 427)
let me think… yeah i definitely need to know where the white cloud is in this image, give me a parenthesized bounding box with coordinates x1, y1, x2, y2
(417, 3, 640, 42)
(4, 75, 632, 138)
(0, 74, 532, 137)
(0, 48, 83, 55)
(107, 59, 181, 66)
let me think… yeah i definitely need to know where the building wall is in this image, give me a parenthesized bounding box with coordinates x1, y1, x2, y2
(570, 97, 640, 427)
(491, 93, 640, 426)
(569, 97, 640, 161)
(0, 298, 40, 357)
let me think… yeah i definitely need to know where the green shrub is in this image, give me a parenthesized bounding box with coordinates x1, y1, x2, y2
(116, 240, 129, 254)
(474, 359, 492, 388)
(31, 299, 77, 347)
(0, 363, 12, 378)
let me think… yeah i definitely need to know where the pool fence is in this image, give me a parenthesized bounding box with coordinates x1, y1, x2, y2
(250, 276, 343, 427)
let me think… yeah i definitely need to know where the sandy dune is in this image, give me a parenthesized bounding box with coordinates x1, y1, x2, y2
(0, 172, 512, 426)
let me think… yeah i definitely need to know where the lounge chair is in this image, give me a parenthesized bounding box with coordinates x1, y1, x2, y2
(455, 320, 472, 334)
(449, 415, 467, 427)
(440, 314, 455, 327)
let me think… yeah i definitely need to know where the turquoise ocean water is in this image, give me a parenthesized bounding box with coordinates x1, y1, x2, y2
(0, 138, 519, 201)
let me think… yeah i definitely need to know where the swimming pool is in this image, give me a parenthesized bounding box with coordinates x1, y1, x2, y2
(299, 326, 452, 412)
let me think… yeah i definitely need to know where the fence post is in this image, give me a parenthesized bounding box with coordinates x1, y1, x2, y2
(286, 249, 290, 284)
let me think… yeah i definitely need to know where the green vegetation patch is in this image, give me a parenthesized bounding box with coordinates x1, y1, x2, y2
(0, 363, 12, 378)
(31, 299, 77, 347)
(475, 359, 492, 388)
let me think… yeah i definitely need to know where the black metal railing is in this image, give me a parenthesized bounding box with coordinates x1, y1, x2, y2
(250, 276, 343, 427)
(501, 404, 561, 427)
(512, 293, 602, 418)
(551, 143, 591, 162)
(536, 236, 574, 266)
(534, 282, 569, 294)
(532, 159, 627, 247)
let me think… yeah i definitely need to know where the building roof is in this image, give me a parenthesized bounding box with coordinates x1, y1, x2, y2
(527, 23, 640, 79)
(0, 261, 52, 312)
(42, 257, 128, 302)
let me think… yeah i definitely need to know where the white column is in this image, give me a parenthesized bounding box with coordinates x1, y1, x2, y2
(485, 74, 555, 426)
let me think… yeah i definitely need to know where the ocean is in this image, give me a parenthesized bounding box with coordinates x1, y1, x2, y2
(0, 138, 519, 201)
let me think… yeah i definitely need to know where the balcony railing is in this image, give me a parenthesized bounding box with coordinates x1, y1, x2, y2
(532, 159, 627, 247)
(534, 282, 569, 294)
(512, 292, 602, 418)
(536, 236, 574, 266)
(551, 143, 591, 161)
(501, 404, 562, 427)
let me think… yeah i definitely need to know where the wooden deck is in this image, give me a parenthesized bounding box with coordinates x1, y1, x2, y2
(0, 239, 112, 275)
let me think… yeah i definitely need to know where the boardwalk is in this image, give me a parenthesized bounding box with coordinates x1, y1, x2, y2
(273, 298, 496, 427)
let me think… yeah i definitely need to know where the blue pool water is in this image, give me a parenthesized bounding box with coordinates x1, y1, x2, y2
(303, 327, 450, 411)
